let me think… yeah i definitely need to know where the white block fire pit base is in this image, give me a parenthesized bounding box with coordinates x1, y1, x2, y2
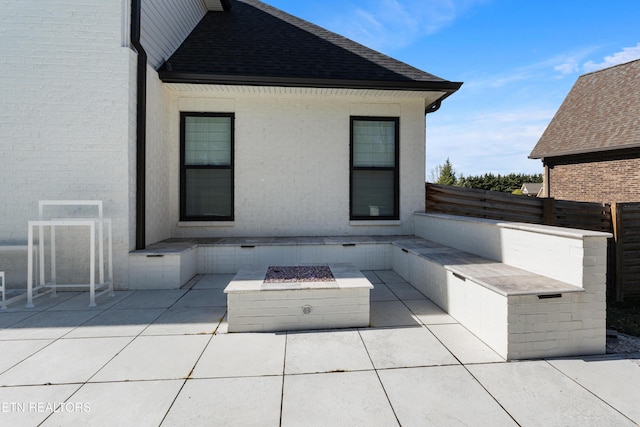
(224, 263, 373, 333)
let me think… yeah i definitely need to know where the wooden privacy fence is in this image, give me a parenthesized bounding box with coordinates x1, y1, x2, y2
(426, 184, 612, 232)
(425, 184, 640, 301)
(612, 203, 640, 299)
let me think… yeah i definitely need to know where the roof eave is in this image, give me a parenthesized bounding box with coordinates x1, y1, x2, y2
(529, 142, 640, 160)
(158, 71, 463, 92)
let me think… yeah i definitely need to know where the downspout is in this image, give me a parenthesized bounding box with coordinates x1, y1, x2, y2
(131, 0, 147, 250)
(425, 87, 461, 115)
(425, 100, 442, 114)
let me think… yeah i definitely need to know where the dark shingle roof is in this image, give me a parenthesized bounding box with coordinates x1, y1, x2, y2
(158, 0, 461, 93)
(530, 59, 640, 159)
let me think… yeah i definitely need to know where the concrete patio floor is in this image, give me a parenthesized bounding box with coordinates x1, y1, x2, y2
(1, 270, 639, 426)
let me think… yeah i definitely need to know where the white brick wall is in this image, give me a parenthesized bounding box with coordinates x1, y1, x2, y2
(196, 243, 392, 274)
(159, 89, 427, 238)
(0, 1, 135, 287)
(145, 68, 172, 245)
(506, 293, 605, 359)
(226, 288, 370, 332)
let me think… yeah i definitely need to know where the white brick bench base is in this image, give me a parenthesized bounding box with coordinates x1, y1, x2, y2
(392, 238, 604, 360)
(224, 264, 372, 333)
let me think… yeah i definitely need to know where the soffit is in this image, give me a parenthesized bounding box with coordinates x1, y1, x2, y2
(203, 0, 225, 11)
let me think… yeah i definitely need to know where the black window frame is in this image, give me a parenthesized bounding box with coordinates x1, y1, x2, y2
(180, 112, 235, 222)
(349, 116, 400, 221)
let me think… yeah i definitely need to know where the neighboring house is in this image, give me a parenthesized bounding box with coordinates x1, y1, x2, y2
(0, 0, 461, 288)
(529, 59, 640, 203)
(520, 183, 543, 197)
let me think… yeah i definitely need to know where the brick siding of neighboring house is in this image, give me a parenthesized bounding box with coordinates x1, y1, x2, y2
(548, 156, 640, 203)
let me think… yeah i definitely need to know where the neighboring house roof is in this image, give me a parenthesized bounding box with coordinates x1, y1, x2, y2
(520, 183, 542, 196)
(530, 59, 640, 160)
(158, 0, 462, 98)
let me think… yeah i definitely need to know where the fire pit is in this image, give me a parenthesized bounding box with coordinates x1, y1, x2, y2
(264, 265, 335, 283)
(224, 263, 373, 333)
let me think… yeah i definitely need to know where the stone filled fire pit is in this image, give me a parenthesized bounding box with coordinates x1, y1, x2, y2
(264, 265, 335, 283)
(224, 263, 373, 333)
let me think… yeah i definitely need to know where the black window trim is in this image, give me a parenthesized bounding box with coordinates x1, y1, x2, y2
(349, 116, 400, 221)
(180, 112, 235, 222)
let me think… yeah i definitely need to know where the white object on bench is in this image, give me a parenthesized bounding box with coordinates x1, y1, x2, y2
(26, 201, 114, 308)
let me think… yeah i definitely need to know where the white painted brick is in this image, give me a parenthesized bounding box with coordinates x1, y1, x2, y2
(555, 320, 584, 331)
(1, 1, 135, 289)
(168, 94, 425, 239)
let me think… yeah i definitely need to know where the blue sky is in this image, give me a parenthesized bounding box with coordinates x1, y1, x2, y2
(263, 0, 640, 177)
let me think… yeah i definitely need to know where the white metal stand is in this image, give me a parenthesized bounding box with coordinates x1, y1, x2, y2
(26, 201, 114, 308)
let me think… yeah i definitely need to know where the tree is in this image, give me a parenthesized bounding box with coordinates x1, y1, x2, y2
(429, 158, 542, 191)
(436, 158, 457, 186)
(456, 172, 542, 192)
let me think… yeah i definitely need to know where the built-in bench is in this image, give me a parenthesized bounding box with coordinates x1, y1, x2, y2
(392, 237, 588, 360)
(128, 212, 611, 360)
(394, 213, 611, 360)
(129, 236, 398, 289)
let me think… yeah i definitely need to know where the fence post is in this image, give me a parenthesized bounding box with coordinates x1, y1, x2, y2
(542, 198, 555, 225)
(611, 202, 624, 302)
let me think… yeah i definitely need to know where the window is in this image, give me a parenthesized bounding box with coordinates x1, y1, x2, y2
(350, 117, 399, 220)
(180, 112, 234, 221)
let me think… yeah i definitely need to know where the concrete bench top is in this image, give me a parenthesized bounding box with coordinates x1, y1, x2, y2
(132, 236, 410, 255)
(392, 238, 584, 297)
(415, 213, 612, 239)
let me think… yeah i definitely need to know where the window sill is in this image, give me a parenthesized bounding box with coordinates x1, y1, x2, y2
(349, 220, 402, 226)
(178, 221, 234, 227)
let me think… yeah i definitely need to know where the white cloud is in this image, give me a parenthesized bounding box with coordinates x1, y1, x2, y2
(582, 43, 640, 72)
(465, 48, 599, 90)
(550, 48, 601, 75)
(554, 58, 580, 75)
(326, 0, 487, 52)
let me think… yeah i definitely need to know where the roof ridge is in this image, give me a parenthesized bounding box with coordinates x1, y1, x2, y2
(580, 57, 640, 78)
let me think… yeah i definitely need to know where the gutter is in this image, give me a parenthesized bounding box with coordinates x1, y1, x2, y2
(131, 0, 147, 250)
(158, 71, 463, 93)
